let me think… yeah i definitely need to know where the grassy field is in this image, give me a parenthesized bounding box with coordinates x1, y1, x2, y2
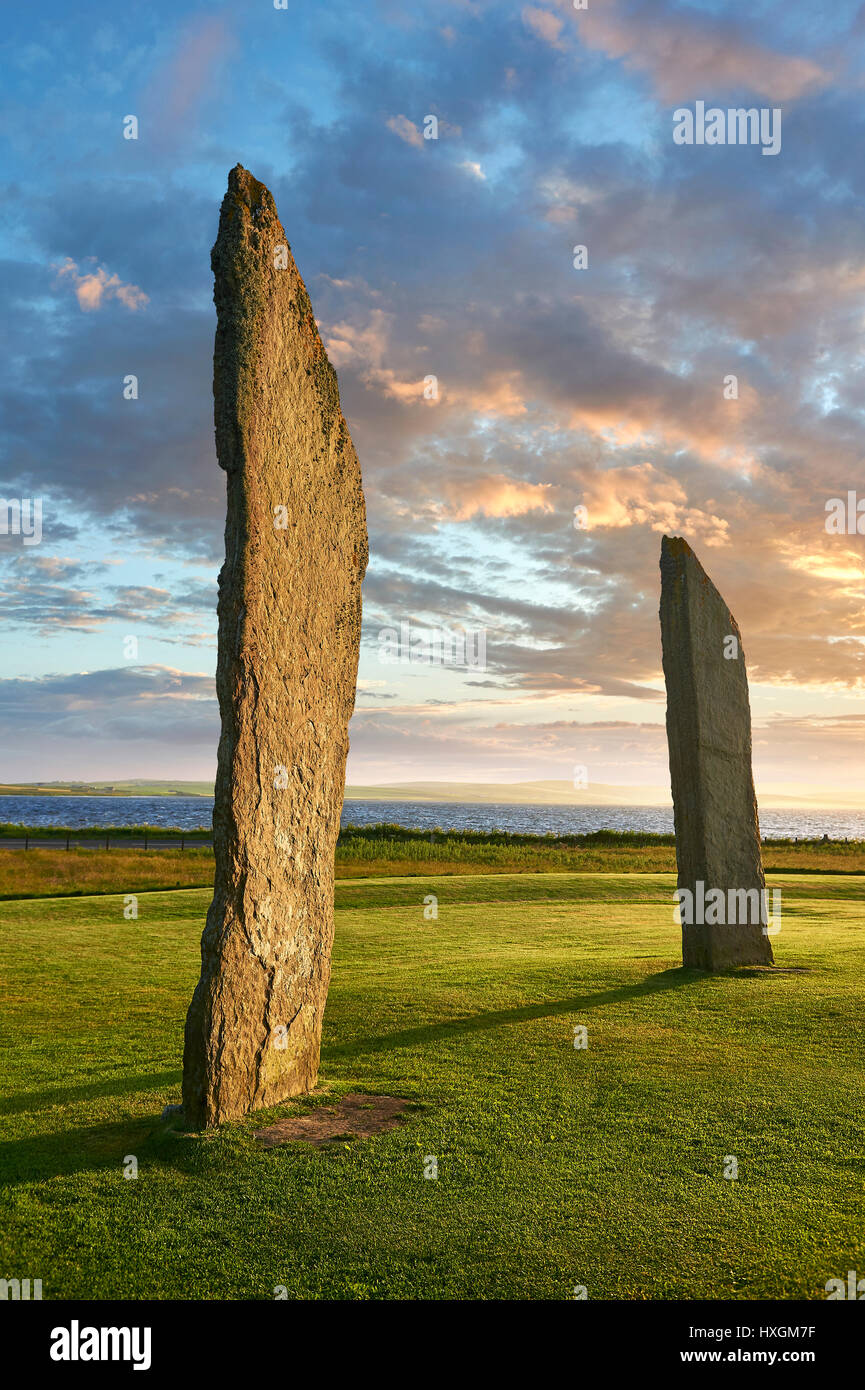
(1, 866, 863, 1300)
(4, 824, 865, 901)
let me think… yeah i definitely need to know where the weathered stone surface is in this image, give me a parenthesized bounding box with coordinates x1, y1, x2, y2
(659, 535, 773, 970)
(182, 165, 368, 1128)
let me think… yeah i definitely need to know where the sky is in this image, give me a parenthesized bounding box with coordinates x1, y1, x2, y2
(2, 0, 865, 796)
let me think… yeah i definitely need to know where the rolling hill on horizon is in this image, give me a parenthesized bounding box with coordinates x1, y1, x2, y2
(1, 778, 864, 810)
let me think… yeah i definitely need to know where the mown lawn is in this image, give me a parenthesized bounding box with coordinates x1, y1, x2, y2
(0, 871, 863, 1300)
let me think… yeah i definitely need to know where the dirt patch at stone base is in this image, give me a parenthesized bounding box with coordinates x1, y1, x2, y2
(254, 1093, 412, 1148)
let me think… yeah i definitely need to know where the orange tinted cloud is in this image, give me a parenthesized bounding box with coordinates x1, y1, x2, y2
(54, 258, 148, 312)
(577, 463, 730, 544)
(437, 474, 555, 519)
(325, 312, 526, 417)
(522, 7, 566, 50)
(571, 1, 829, 102)
(386, 114, 423, 148)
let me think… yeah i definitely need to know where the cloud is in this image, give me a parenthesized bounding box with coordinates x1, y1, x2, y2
(0, 665, 217, 753)
(0, 554, 216, 637)
(5, 0, 865, 786)
(573, 0, 831, 103)
(436, 475, 555, 521)
(53, 258, 148, 312)
(522, 7, 566, 51)
(141, 15, 233, 147)
(576, 464, 730, 545)
(386, 114, 424, 147)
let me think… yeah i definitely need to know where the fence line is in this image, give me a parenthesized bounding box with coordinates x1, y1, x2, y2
(6, 834, 213, 852)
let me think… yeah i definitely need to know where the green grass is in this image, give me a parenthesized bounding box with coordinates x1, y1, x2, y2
(0, 782, 213, 797)
(1, 870, 863, 1300)
(0, 822, 212, 841)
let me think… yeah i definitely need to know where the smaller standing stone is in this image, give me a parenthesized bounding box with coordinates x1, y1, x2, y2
(660, 535, 774, 970)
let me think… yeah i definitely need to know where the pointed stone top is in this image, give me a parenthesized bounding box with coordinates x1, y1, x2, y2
(661, 534, 704, 570)
(660, 534, 726, 607)
(661, 533, 690, 558)
(209, 165, 346, 470)
(214, 164, 283, 258)
(225, 162, 276, 214)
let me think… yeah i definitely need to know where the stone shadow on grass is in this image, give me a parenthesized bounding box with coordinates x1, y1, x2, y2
(0, 1072, 185, 1185)
(0, 1114, 167, 1185)
(0, 1069, 183, 1117)
(0, 972, 700, 1184)
(322, 967, 700, 1061)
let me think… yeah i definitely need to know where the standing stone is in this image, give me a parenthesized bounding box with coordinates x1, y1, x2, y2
(182, 166, 368, 1128)
(659, 535, 773, 970)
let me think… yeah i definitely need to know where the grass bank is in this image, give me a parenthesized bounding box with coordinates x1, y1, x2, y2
(3, 824, 865, 899)
(0, 871, 862, 1299)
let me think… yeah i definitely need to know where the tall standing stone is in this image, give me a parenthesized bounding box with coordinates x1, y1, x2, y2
(659, 535, 773, 970)
(182, 166, 368, 1128)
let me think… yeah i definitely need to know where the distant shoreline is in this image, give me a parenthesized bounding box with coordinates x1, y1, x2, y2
(0, 786, 212, 798)
(1, 781, 863, 811)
